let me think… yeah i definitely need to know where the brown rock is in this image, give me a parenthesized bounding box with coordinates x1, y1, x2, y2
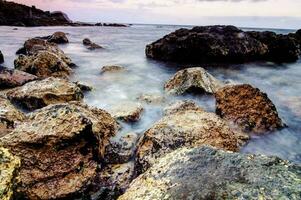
(47, 31, 69, 44)
(215, 84, 284, 134)
(109, 102, 144, 122)
(163, 100, 203, 116)
(100, 65, 126, 74)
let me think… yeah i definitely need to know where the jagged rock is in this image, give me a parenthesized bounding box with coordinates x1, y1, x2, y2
(90, 162, 135, 200)
(83, 38, 103, 50)
(109, 102, 144, 122)
(0, 147, 20, 200)
(74, 81, 93, 92)
(120, 146, 301, 200)
(135, 109, 248, 174)
(0, 50, 3, 64)
(0, 102, 117, 199)
(0, 67, 38, 89)
(163, 100, 203, 116)
(47, 31, 69, 44)
(100, 65, 126, 74)
(0, 97, 25, 137)
(146, 25, 300, 63)
(215, 84, 284, 134)
(295, 29, 301, 44)
(6, 77, 83, 110)
(137, 94, 165, 105)
(164, 67, 224, 95)
(105, 132, 138, 164)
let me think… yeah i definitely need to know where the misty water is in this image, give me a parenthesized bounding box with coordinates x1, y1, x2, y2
(0, 25, 300, 164)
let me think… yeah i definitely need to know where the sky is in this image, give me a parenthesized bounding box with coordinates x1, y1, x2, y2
(11, 0, 301, 29)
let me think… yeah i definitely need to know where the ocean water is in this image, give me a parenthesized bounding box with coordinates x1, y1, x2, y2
(0, 25, 300, 164)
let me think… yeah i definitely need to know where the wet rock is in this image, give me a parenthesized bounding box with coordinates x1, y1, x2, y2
(0, 97, 25, 137)
(0, 67, 38, 89)
(47, 31, 69, 44)
(0, 147, 20, 200)
(135, 109, 248, 174)
(137, 94, 165, 105)
(294, 29, 301, 44)
(109, 102, 144, 122)
(164, 67, 224, 95)
(215, 84, 284, 134)
(101, 65, 126, 74)
(83, 38, 103, 50)
(91, 162, 135, 200)
(6, 77, 83, 110)
(15, 51, 72, 79)
(105, 132, 138, 164)
(120, 145, 301, 200)
(0, 50, 3, 64)
(163, 99, 203, 116)
(0, 102, 117, 199)
(74, 81, 93, 92)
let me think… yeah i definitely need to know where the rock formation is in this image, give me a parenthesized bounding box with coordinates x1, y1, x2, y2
(83, 38, 103, 50)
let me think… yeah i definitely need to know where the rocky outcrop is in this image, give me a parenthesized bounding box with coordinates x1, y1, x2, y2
(101, 65, 126, 74)
(146, 25, 300, 63)
(163, 100, 203, 116)
(0, 67, 38, 89)
(95, 22, 129, 27)
(44, 31, 69, 44)
(109, 102, 144, 122)
(215, 84, 284, 134)
(164, 67, 224, 95)
(0, 97, 25, 137)
(135, 108, 248, 174)
(0, 102, 117, 199)
(0, 147, 20, 200)
(83, 38, 103, 50)
(0, 1, 72, 26)
(6, 77, 83, 110)
(0, 50, 3, 64)
(120, 146, 301, 200)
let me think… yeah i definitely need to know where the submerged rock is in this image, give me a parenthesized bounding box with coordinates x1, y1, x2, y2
(47, 31, 69, 44)
(215, 84, 284, 134)
(0, 67, 38, 89)
(164, 67, 224, 95)
(0, 102, 117, 199)
(109, 102, 144, 122)
(120, 146, 301, 200)
(83, 38, 103, 50)
(6, 77, 83, 110)
(135, 109, 248, 174)
(0, 147, 20, 200)
(163, 100, 203, 116)
(0, 50, 3, 64)
(137, 94, 165, 105)
(0, 97, 25, 137)
(101, 65, 126, 74)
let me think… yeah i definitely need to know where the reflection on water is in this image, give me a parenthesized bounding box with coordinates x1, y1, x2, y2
(0, 25, 300, 163)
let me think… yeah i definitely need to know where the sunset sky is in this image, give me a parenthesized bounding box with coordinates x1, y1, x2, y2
(11, 0, 301, 29)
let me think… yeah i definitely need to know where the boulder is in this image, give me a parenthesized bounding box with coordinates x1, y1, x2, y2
(146, 25, 300, 63)
(0, 97, 25, 137)
(120, 146, 301, 200)
(100, 65, 126, 74)
(83, 38, 103, 50)
(135, 109, 248, 174)
(15, 51, 72, 79)
(74, 81, 93, 92)
(47, 31, 69, 44)
(109, 102, 144, 122)
(0, 147, 20, 200)
(0, 67, 38, 89)
(6, 77, 83, 110)
(164, 67, 224, 95)
(137, 94, 165, 105)
(215, 84, 284, 134)
(0, 50, 3, 64)
(163, 100, 203, 116)
(0, 102, 117, 199)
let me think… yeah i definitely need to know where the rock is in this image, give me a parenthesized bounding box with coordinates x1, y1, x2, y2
(215, 84, 284, 134)
(146, 25, 300, 63)
(100, 65, 126, 74)
(14, 51, 72, 79)
(74, 81, 93, 92)
(0, 97, 25, 137)
(120, 145, 301, 200)
(135, 109, 248, 174)
(0, 67, 38, 89)
(0, 51, 3, 64)
(83, 38, 103, 50)
(164, 67, 224, 95)
(0, 102, 117, 199)
(90, 162, 135, 200)
(137, 94, 165, 105)
(163, 100, 203, 116)
(47, 31, 69, 44)
(294, 29, 301, 44)
(0, 147, 20, 200)
(6, 77, 83, 110)
(109, 102, 144, 122)
(105, 132, 138, 164)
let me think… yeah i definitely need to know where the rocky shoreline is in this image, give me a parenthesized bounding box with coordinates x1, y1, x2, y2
(0, 25, 301, 200)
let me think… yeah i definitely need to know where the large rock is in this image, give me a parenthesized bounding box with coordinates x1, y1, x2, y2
(0, 97, 25, 137)
(163, 100, 203, 116)
(0, 147, 20, 200)
(83, 38, 103, 50)
(6, 77, 83, 110)
(119, 146, 301, 200)
(0, 67, 38, 89)
(215, 84, 284, 134)
(146, 25, 300, 63)
(109, 102, 144, 122)
(164, 67, 224, 95)
(0, 102, 117, 199)
(47, 31, 69, 44)
(135, 108, 248, 174)
(0, 50, 3, 64)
